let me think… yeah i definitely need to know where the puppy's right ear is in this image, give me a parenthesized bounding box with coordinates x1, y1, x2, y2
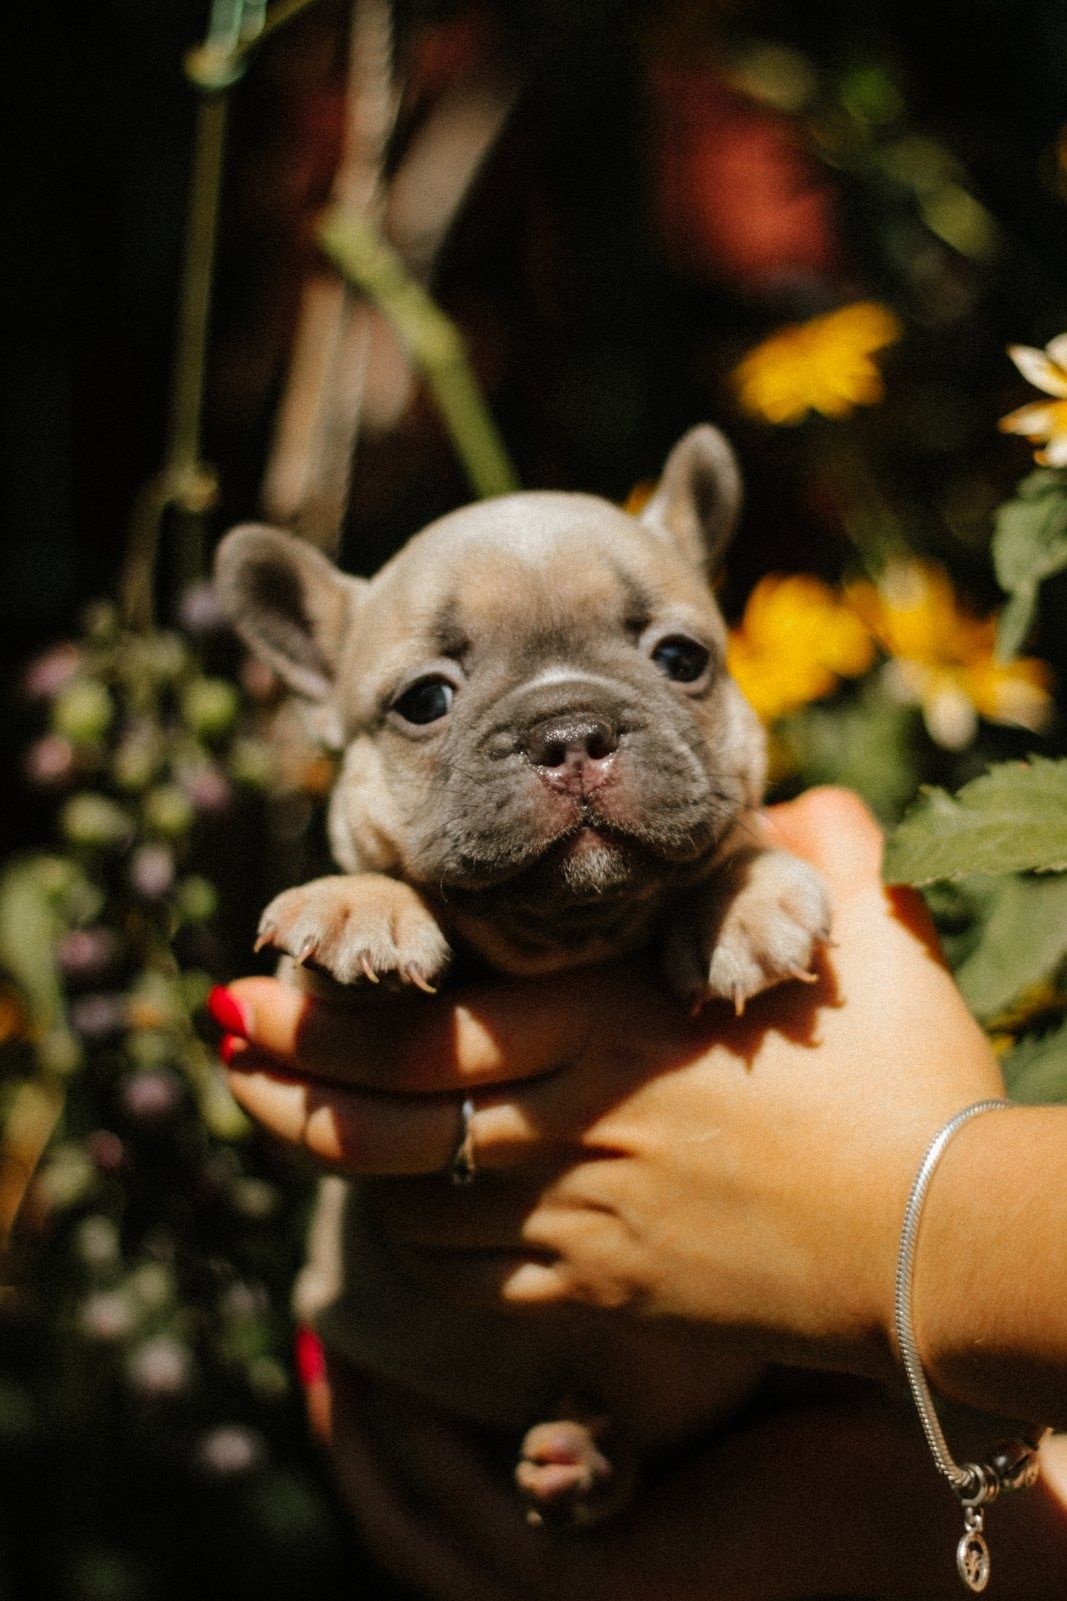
(213, 525, 363, 703)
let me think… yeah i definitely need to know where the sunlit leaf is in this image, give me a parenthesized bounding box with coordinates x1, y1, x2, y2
(885, 759, 1067, 883)
(992, 470, 1067, 657)
(955, 874, 1067, 1018)
(995, 584, 1038, 660)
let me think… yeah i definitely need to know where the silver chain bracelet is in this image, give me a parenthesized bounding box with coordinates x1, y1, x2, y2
(894, 1098, 1047, 1592)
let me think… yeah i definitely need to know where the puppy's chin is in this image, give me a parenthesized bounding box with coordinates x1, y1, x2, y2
(440, 814, 714, 906)
(533, 825, 646, 900)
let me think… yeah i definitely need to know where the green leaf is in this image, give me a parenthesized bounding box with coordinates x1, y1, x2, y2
(994, 584, 1036, 660)
(0, 858, 66, 1031)
(955, 874, 1067, 1018)
(992, 470, 1067, 657)
(779, 690, 918, 823)
(884, 758, 1067, 884)
(1001, 1018, 1067, 1104)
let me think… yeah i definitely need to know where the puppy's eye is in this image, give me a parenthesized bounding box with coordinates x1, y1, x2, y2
(392, 677, 455, 725)
(650, 636, 710, 683)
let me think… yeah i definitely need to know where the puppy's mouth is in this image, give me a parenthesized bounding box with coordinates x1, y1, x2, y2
(438, 797, 718, 900)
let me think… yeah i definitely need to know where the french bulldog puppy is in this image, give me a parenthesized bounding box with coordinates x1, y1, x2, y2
(215, 424, 831, 1524)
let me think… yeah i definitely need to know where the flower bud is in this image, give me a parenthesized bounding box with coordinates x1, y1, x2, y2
(174, 875, 218, 923)
(178, 763, 232, 816)
(112, 725, 165, 792)
(128, 843, 175, 901)
(70, 993, 127, 1042)
(79, 1289, 137, 1342)
(197, 1424, 267, 1476)
(23, 734, 77, 789)
(229, 736, 273, 788)
(60, 794, 134, 851)
(128, 1262, 173, 1311)
(180, 678, 240, 740)
(51, 679, 114, 745)
(22, 642, 82, 701)
(178, 580, 229, 638)
(119, 1068, 183, 1125)
(125, 1336, 192, 1398)
(141, 784, 196, 839)
(57, 926, 121, 984)
(75, 1214, 121, 1269)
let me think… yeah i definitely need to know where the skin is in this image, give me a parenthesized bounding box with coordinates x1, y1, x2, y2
(220, 787, 1067, 1598)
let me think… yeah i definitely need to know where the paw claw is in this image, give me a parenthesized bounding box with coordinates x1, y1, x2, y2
(255, 876, 451, 990)
(666, 850, 832, 1013)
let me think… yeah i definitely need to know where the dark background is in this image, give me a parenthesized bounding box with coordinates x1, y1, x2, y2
(5, 7, 1067, 1597)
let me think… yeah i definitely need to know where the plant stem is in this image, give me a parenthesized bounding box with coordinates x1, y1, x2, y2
(318, 206, 520, 500)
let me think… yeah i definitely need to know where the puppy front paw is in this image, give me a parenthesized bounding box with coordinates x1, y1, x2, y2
(256, 874, 451, 990)
(665, 849, 831, 1015)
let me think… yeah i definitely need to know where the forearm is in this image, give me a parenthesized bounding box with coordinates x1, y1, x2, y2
(911, 1104, 1067, 1427)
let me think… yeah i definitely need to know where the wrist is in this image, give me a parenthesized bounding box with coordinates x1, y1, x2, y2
(908, 1103, 1066, 1424)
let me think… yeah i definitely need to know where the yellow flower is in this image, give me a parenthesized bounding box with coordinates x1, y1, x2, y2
(998, 336, 1067, 466)
(732, 301, 903, 425)
(727, 574, 875, 723)
(623, 481, 655, 516)
(848, 561, 1053, 749)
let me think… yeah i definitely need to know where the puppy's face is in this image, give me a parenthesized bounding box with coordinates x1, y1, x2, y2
(216, 427, 765, 969)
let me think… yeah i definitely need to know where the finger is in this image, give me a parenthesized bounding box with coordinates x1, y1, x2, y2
(220, 972, 601, 1092)
(224, 1059, 550, 1177)
(762, 787, 884, 894)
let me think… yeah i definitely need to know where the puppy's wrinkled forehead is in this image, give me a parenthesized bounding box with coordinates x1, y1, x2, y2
(213, 423, 742, 725)
(357, 492, 721, 669)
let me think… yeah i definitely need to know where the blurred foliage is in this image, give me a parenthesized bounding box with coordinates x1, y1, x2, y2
(0, 598, 374, 1599)
(5, 1, 1067, 1598)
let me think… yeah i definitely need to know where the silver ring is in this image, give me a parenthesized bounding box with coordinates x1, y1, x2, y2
(449, 1096, 477, 1186)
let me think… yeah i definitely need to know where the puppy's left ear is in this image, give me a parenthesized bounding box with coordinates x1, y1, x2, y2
(639, 425, 742, 575)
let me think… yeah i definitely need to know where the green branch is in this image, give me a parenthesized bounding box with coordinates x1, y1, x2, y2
(318, 207, 520, 501)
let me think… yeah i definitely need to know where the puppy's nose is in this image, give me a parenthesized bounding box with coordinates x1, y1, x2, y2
(524, 715, 618, 793)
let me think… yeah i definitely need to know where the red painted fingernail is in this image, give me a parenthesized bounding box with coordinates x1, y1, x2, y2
(219, 1033, 240, 1066)
(294, 1325, 326, 1388)
(207, 986, 250, 1038)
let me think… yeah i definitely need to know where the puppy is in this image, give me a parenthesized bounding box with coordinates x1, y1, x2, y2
(215, 425, 831, 1524)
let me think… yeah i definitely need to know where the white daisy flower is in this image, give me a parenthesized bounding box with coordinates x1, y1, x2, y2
(998, 335, 1067, 466)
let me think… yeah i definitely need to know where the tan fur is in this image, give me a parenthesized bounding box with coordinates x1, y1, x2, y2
(215, 426, 831, 1517)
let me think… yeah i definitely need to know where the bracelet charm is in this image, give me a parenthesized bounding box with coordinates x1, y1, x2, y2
(957, 1509, 990, 1593)
(893, 1099, 1048, 1594)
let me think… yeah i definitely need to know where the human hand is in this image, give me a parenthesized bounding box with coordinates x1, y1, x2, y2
(216, 787, 1004, 1379)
